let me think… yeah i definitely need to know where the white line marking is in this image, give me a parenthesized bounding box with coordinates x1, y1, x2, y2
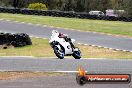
(27, 23, 33, 25)
(116, 49, 120, 51)
(77, 43, 82, 45)
(91, 45, 96, 47)
(49, 26, 54, 28)
(84, 44, 88, 46)
(36, 24, 42, 26)
(6, 20, 11, 21)
(0, 70, 88, 73)
(104, 47, 109, 49)
(43, 25, 47, 27)
(0, 19, 3, 20)
(98, 46, 103, 48)
(21, 22, 25, 24)
(51, 71, 88, 73)
(15, 21, 19, 23)
(109, 48, 113, 50)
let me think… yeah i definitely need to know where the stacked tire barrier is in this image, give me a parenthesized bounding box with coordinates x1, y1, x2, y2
(0, 7, 132, 22)
(0, 32, 32, 48)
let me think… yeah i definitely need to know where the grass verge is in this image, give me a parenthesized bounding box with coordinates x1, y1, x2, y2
(0, 38, 54, 57)
(0, 72, 65, 80)
(0, 38, 132, 59)
(0, 13, 132, 36)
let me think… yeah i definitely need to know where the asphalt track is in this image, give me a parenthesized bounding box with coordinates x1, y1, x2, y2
(0, 20, 132, 51)
(0, 57, 132, 74)
(0, 57, 132, 88)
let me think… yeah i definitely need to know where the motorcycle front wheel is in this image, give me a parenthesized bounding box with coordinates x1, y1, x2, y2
(72, 49, 81, 59)
(53, 46, 64, 59)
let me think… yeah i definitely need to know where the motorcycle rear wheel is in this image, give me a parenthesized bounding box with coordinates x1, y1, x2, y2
(53, 46, 64, 59)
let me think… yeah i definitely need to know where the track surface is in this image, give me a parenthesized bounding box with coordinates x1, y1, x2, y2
(0, 75, 132, 88)
(0, 57, 132, 74)
(0, 20, 132, 88)
(0, 57, 132, 88)
(0, 20, 132, 51)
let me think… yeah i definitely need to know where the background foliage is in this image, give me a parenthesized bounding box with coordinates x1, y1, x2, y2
(0, 0, 132, 16)
(28, 3, 47, 10)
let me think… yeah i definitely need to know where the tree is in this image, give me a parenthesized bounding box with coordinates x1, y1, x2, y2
(122, 0, 132, 16)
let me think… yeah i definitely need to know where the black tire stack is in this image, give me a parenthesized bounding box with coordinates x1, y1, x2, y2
(0, 7, 132, 22)
(0, 33, 32, 48)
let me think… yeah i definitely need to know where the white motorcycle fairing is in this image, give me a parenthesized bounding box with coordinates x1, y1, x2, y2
(49, 30, 73, 55)
(49, 30, 81, 59)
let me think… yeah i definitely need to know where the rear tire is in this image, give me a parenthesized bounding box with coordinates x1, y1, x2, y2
(53, 46, 64, 59)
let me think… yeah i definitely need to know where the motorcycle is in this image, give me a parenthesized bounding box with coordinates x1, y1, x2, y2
(49, 30, 81, 59)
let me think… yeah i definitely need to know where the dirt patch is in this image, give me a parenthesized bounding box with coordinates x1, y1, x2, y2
(0, 72, 65, 80)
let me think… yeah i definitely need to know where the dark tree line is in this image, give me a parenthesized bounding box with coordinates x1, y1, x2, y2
(0, 0, 132, 16)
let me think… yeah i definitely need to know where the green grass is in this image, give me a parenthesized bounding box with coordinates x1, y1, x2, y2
(0, 13, 132, 36)
(0, 38, 55, 57)
(0, 38, 132, 59)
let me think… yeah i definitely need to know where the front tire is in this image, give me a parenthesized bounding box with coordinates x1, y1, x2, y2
(72, 49, 81, 59)
(53, 46, 64, 59)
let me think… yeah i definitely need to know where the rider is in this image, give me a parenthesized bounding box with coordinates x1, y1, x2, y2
(58, 32, 75, 49)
